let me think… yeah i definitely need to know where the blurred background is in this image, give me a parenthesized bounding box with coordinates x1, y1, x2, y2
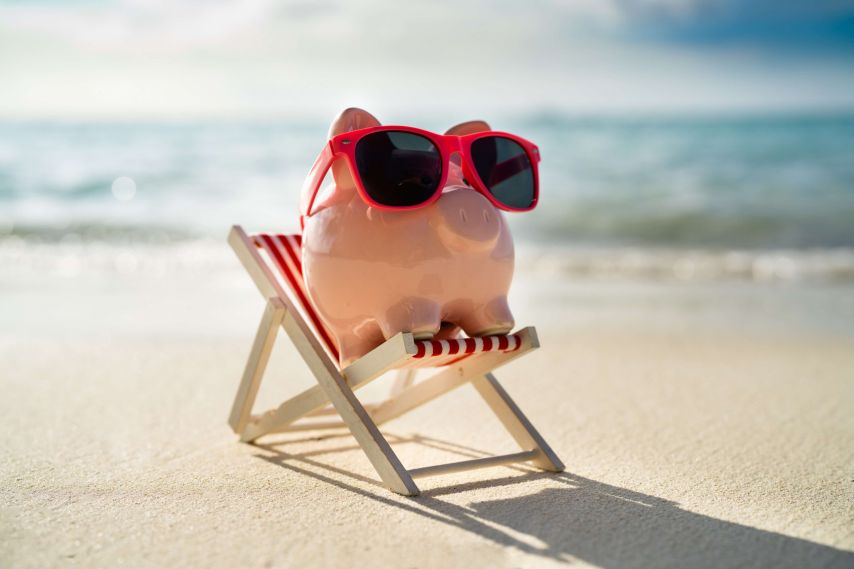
(2, 0, 854, 331)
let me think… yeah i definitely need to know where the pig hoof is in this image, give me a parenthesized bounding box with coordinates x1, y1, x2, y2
(472, 324, 513, 337)
(412, 329, 439, 340)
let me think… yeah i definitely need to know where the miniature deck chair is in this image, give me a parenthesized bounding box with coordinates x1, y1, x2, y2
(227, 225, 564, 495)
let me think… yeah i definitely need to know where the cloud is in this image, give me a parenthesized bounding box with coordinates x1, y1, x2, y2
(614, 0, 854, 50)
(1, 0, 853, 118)
(0, 0, 282, 51)
(0, 0, 622, 55)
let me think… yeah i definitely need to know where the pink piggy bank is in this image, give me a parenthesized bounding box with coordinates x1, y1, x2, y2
(301, 108, 539, 366)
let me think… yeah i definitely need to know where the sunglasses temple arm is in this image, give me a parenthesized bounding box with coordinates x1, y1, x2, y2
(299, 142, 335, 231)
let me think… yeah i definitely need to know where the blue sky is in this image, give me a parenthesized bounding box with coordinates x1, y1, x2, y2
(1, 0, 853, 119)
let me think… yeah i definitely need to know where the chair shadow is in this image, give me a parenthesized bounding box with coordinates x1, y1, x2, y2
(252, 433, 853, 569)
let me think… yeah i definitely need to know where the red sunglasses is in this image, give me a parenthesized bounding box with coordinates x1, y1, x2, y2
(300, 125, 541, 222)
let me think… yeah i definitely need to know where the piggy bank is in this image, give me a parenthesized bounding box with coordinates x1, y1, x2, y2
(301, 108, 522, 366)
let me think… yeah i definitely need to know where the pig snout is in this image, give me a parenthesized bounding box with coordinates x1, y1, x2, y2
(434, 187, 501, 252)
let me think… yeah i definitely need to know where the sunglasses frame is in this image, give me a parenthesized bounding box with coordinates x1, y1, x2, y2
(300, 125, 540, 223)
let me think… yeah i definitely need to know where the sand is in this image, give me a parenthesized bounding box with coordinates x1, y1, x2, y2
(2, 259, 853, 568)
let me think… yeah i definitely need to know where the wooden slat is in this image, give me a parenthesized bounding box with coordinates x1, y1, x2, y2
(228, 226, 283, 300)
(306, 406, 341, 417)
(271, 420, 348, 432)
(390, 369, 417, 397)
(408, 450, 540, 479)
(228, 298, 286, 434)
(305, 402, 380, 418)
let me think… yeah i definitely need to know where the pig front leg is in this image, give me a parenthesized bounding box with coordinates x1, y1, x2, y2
(378, 297, 442, 341)
(458, 296, 514, 337)
(334, 322, 385, 367)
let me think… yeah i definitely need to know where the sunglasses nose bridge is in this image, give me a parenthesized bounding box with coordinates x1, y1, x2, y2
(445, 135, 471, 168)
(447, 144, 477, 173)
(443, 148, 476, 191)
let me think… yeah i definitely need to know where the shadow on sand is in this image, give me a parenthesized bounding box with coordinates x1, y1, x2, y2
(253, 433, 853, 569)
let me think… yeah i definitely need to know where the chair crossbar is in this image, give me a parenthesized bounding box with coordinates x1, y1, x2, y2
(307, 406, 347, 417)
(408, 450, 540, 479)
(272, 419, 349, 432)
(227, 225, 564, 495)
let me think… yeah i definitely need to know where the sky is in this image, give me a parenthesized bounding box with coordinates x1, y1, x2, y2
(1, 0, 853, 120)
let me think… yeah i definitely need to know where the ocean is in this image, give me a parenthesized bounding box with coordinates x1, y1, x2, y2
(2, 114, 854, 282)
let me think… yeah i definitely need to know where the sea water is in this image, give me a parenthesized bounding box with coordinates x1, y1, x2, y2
(2, 114, 853, 282)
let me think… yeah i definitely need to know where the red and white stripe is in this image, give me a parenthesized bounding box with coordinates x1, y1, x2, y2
(251, 233, 520, 368)
(252, 233, 340, 362)
(405, 333, 522, 368)
(412, 334, 520, 358)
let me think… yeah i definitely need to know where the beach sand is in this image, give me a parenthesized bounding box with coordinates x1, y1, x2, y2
(2, 256, 853, 568)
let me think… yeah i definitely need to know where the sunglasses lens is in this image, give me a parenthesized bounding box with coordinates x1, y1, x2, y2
(470, 136, 535, 209)
(355, 131, 442, 207)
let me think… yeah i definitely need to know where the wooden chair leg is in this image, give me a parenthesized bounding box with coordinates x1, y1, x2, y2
(281, 311, 420, 496)
(390, 369, 417, 397)
(470, 372, 565, 472)
(229, 298, 286, 435)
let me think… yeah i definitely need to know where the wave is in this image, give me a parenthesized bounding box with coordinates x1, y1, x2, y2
(2, 236, 853, 284)
(2, 115, 854, 250)
(517, 244, 854, 283)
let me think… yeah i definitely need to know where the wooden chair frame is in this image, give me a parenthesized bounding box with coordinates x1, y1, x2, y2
(227, 225, 564, 496)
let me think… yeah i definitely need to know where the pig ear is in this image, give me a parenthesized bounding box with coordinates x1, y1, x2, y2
(444, 120, 491, 136)
(328, 108, 381, 191)
(328, 107, 381, 138)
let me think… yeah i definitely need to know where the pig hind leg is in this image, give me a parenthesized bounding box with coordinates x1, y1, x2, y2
(457, 296, 514, 337)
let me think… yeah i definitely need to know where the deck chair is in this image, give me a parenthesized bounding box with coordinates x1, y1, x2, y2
(227, 225, 564, 496)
